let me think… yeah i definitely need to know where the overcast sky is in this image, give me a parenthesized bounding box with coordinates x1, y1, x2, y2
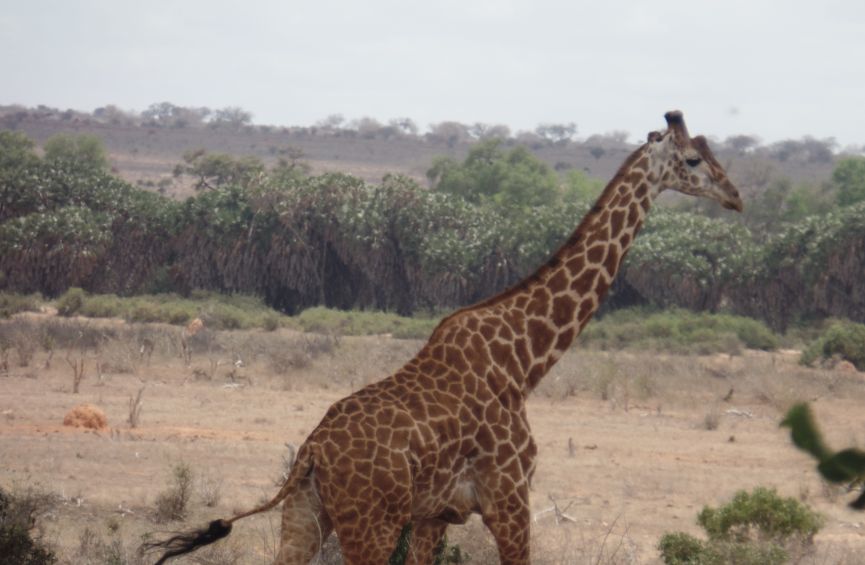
(2, 0, 864, 147)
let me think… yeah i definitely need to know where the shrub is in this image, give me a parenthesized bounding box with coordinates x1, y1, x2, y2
(78, 293, 123, 318)
(56, 287, 87, 316)
(697, 487, 822, 544)
(0, 292, 42, 318)
(293, 307, 438, 339)
(659, 487, 822, 565)
(262, 314, 280, 332)
(800, 320, 865, 370)
(0, 486, 57, 565)
(582, 308, 778, 354)
(657, 532, 717, 565)
(154, 462, 194, 522)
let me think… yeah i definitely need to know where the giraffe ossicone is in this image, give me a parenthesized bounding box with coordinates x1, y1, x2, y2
(151, 111, 742, 565)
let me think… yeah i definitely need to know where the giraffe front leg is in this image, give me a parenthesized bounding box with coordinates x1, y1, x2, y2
(479, 483, 531, 565)
(404, 519, 448, 565)
(275, 475, 333, 564)
(333, 518, 407, 565)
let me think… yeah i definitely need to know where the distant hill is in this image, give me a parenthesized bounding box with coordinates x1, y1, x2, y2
(0, 104, 840, 198)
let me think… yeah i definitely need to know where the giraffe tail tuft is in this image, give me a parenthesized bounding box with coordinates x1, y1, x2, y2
(144, 519, 232, 564)
(143, 443, 316, 563)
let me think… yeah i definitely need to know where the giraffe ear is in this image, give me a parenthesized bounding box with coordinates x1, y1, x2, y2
(647, 131, 663, 143)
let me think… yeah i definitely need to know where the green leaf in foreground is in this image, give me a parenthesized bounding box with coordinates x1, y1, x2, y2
(781, 402, 865, 510)
(780, 403, 831, 461)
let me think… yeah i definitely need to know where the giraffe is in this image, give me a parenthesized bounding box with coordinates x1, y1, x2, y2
(150, 111, 742, 565)
(180, 317, 204, 366)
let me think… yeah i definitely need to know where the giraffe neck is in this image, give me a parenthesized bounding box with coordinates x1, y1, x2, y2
(519, 142, 659, 390)
(450, 141, 661, 395)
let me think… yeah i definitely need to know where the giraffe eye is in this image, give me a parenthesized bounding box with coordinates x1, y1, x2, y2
(686, 157, 702, 167)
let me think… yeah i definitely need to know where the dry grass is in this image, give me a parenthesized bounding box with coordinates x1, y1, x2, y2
(1, 314, 864, 563)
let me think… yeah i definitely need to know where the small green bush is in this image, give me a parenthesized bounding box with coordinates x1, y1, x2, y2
(583, 308, 779, 354)
(0, 292, 42, 318)
(78, 294, 123, 318)
(293, 307, 439, 339)
(697, 487, 822, 543)
(659, 487, 822, 565)
(128, 303, 163, 324)
(657, 532, 717, 565)
(800, 320, 865, 370)
(56, 287, 87, 316)
(49, 290, 286, 330)
(262, 314, 280, 332)
(154, 462, 194, 523)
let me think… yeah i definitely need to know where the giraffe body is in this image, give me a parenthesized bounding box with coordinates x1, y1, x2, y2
(152, 111, 742, 565)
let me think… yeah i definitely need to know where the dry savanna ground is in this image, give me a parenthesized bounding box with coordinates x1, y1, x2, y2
(1, 313, 865, 564)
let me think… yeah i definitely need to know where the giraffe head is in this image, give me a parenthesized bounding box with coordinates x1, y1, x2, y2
(649, 110, 743, 212)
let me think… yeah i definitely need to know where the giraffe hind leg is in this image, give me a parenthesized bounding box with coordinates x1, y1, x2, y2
(404, 519, 449, 565)
(274, 474, 333, 564)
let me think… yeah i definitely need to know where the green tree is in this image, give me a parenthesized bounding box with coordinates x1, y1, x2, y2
(173, 149, 265, 190)
(833, 156, 865, 207)
(42, 133, 108, 171)
(0, 131, 42, 220)
(208, 106, 252, 129)
(0, 130, 38, 168)
(782, 183, 832, 222)
(427, 139, 559, 208)
(534, 122, 577, 145)
(562, 169, 603, 203)
(142, 102, 210, 128)
(269, 147, 311, 185)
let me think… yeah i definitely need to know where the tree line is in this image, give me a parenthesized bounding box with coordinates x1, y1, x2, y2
(1, 129, 864, 331)
(3, 103, 860, 159)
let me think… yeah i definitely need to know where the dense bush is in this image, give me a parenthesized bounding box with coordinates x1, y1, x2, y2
(581, 308, 778, 354)
(0, 291, 42, 318)
(54, 288, 285, 330)
(3, 130, 865, 332)
(730, 201, 865, 330)
(800, 319, 865, 370)
(659, 487, 822, 565)
(624, 210, 759, 313)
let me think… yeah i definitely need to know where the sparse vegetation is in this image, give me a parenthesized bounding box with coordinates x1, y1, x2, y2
(127, 386, 144, 428)
(154, 462, 194, 522)
(659, 487, 822, 564)
(292, 307, 439, 339)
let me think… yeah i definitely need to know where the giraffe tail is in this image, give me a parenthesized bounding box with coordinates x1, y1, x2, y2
(143, 443, 317, 564)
